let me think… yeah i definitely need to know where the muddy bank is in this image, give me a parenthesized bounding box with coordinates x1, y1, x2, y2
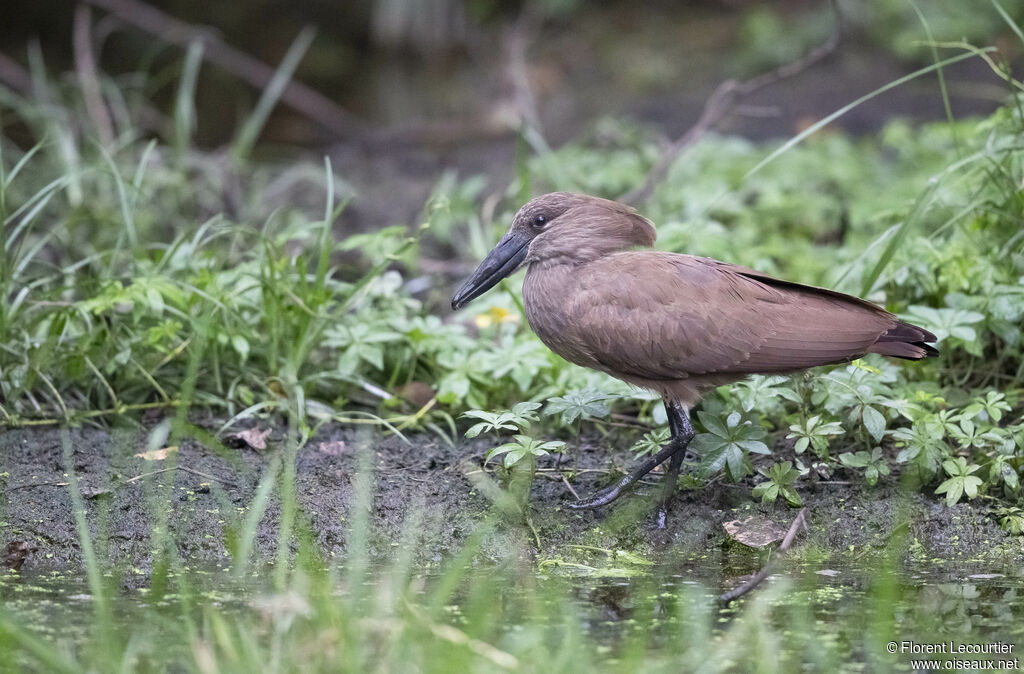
(0, 424, 1020, 578)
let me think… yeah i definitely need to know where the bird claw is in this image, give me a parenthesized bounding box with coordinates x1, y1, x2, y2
(656, 493, 675, 529)
(573, 483, 674, 530)
(567, 422, 692, 513)
(655, 506, 668, 529)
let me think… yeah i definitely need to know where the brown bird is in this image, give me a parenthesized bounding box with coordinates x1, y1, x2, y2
(452, 192, 937, 521)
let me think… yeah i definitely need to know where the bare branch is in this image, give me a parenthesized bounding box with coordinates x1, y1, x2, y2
(83, 0, 367, 138)
(0, 52, 32, 94)
(718, 507, 808, 605)
(74, 4, 116, 146)
(504, 14, 550, 154)
(620, 0, 842, 206)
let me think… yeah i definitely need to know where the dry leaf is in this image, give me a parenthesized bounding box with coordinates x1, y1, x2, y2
(396, 381, 435, 408)
(80, 485, 112, 499)
(134, 446, 179, 461)
(723, 516, 787, 548)
(225, 427, 271, 450)
(318, 440, 346, 456)
(2, 540, 35, 571)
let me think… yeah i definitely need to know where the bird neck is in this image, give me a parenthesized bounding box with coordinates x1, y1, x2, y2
(527, 238, 634, 267)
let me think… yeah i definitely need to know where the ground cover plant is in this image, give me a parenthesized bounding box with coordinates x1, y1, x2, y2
(1, 5, 1024, 670)
(7, 73, 1022, 523)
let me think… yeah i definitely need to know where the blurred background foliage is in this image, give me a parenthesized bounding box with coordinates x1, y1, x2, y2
(3, 0, 1021, 146)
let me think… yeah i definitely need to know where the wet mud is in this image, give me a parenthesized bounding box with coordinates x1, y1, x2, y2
(1, 423, 1020, 579)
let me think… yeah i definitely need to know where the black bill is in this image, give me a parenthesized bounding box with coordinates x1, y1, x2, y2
(451, 230, 530, 310)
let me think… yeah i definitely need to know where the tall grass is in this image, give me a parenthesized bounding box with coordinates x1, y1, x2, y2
(1, 12, 1024, 673)
(2, 449, 1022, 673)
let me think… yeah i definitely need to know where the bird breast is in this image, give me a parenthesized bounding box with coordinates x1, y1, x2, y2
(522, 261, 605, 372)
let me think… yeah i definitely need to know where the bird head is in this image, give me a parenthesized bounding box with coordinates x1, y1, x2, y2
(451, 192, 655, 309)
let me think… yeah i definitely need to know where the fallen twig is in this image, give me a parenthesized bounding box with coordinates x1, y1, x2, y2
(560, 473, 580, 500)
(620, 0, 842, 205)
(534, 467, 613, 475)
(124, 465, 234, 485)
(718, 507, 808, 605)
(6, 481, 71, 491)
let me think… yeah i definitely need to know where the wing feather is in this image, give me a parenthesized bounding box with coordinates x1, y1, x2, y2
(562, 252, 896, 380)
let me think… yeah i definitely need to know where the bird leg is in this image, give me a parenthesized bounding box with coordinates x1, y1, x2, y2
(656, 401, 693, 528)
(568, 399, 694, 512)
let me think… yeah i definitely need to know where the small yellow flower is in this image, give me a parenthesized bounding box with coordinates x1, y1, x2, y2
(475, 306, 520, 329)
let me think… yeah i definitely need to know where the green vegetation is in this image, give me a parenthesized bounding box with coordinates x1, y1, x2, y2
(2, 492, 1020, 673)
(1, 9, 1024, 670)
(2, 31, 1024, 515)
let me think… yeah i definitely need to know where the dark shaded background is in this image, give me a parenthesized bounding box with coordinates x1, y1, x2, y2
(4, 0, 1020, 142)
(2, 0, 1021, 229)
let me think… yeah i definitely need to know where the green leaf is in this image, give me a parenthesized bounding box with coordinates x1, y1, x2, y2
(464, 423, 488, 439)
(231, 334, 250, 361)
(861, 405, 886, 441)
(935, 476, 964, 506)
(962, 475, 983, 499)
(544, 390, 615, 424)
(630, 428, 670, 458)
(839, 451, 870, 468)
(737, 440, 771, 455)
(511, 401, 542, 417)
(697, 411, 728, 438)
(725, 446, 746, 481)
(484, 434, 563, 469)
(1002, 464, 1019, 491)
(698, 442, 747, 481)
(935, 456, 984, 506)
(780, 486, 803, 507)
(752, 482, 779, 504)
(753, 461, 801, 506)
(503, 448, 528, 468)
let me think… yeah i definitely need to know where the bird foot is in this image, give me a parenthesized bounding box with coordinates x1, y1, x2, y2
(571, 479, 677, 528)
(566, 481, 627, 509)
(566, 410, 694, 513)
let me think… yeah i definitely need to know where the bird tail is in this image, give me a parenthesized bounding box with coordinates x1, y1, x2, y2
(868, 320, 939, 360)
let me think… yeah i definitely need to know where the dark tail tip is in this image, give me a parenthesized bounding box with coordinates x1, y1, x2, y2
(869, 320, 939, 360)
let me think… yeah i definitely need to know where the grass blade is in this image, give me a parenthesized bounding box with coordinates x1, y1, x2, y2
(232, 27, 316, 162)
(992, 0, 1024, 46)
(174, 41, 205, 157)
(233, 456, 281, 579)
(741, 49, 987, 181)
(909, 0, 959, 152)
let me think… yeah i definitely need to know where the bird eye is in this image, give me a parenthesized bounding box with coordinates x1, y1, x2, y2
(532, 214, 547, 228)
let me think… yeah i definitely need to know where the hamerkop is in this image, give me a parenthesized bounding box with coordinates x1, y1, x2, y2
(452, 192, 938, 519)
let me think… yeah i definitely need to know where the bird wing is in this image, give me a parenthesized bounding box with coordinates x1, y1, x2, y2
(564, 252, 897, 380)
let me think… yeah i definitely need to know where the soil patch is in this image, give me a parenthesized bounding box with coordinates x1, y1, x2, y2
(1, 424, 1020, 578)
